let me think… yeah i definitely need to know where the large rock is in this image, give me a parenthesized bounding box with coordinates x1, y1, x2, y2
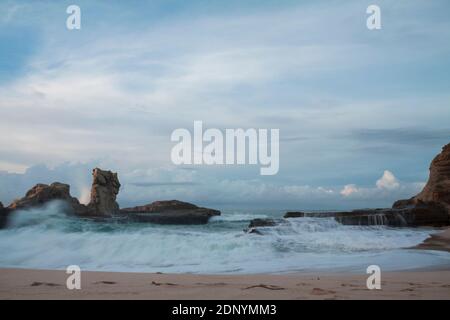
(284, 212, 305, 218)
(121, 200, 220, 224)
(247, 218, 276, 228)
(4, 168, 121, 219)
(394, 143, 450, 212)
(244, 218, 277, 235)
(86, 168, 121, 216)
(281, 204, 449, 227)
(7, 182, 88, 215)
(334, 203, 449, 227)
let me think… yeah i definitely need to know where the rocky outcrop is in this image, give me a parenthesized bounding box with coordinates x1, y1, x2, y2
(86, 168, 121, 216)
(4, 168, 121, 220)
(121, 200, 220, 225)
(281, 204, 449, 227)
(247, 218, 276, 228)
(333, 203, 449, 227)
(394, 143, 450, 212)
(284, 212, 305, 218)
(244, 218, 277, 235)
(7, 183, 88, 215)
(0, 202, 10, 229)
(282, 143, 450, 227)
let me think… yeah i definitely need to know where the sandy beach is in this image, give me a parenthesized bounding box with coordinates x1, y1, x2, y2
(1, 267, 449, 300)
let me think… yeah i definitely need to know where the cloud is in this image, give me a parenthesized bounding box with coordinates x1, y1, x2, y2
(376, 170, 400, 190)
(0, 0, 449, 209)
(339, 170, 424, 207)
(340, 184, 359, 197)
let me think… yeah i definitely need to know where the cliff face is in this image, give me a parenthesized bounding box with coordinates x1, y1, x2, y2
(394, 143, 450, 213)
(415, 143, 450, 207)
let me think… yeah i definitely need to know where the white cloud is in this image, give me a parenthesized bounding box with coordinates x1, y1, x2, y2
(376, 170, 400, 190)
(340, 184, 359, 197)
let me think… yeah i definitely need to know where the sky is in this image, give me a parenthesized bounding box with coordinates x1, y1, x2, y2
(0, 0, 449, 210)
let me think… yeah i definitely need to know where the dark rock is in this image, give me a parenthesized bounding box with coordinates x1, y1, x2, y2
(245, 228, 264, 235)
(248, 218, 276, 228)
(334, 203, 450, 227)
(283, 211, 337, 218)
(0, 202, 10, 229)
(7, 182, 88, 215)
(281, 205, 449, 227)
(243, 218, 276, 234)
(86, 168, 121, 216)
(121, 200, 220, 225)
(284, 212, 305, 218)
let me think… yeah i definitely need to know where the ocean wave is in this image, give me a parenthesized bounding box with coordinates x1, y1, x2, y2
(0, 204, 448, 273)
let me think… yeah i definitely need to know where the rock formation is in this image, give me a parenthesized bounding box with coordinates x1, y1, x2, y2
(121, 200, 220, 224)
(244, 218, 277, 234)
(5, 168, 121, 218)
(393, 143, 450, 212)
(333, 203, 449, 227)
(247, 218, 276, 228)
(0, 202, 10, 229)
(7, 182, 88, 215)
(281, 143, 450, 227)
(86, 168, 121, 216)
(284, 212, 305, 218)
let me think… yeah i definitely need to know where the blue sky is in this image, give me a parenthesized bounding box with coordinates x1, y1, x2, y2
(0, 0, 449, 209)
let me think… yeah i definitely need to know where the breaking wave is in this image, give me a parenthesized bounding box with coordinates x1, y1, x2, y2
(0, 201, 449, 274)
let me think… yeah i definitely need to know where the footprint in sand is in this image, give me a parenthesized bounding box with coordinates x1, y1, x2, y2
(243, 284, 285, 291)
(310, 288, 336, 296)
(151, 281, 178, 286)
(94, 281, 117, 285)
(30, 282, 61, 287)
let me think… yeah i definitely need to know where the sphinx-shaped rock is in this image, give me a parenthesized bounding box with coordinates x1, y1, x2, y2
(86, 168, 121, 216)
(121, 200, 220, 224)
(3, 168, 121, 220)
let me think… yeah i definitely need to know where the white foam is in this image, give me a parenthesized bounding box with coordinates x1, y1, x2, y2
(0, 204, 449, 274)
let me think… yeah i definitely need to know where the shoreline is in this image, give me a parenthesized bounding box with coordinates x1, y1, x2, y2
(1, 267, 449, 300)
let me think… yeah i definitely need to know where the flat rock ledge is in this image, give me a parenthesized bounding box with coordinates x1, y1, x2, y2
(121, 200, 221, 225)
(279, 203, 450, 228)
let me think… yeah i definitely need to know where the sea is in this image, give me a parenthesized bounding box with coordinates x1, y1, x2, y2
(0, 201, 449, 274)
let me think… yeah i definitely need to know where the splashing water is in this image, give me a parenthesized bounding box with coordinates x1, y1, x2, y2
(0, 202, 449, 274)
